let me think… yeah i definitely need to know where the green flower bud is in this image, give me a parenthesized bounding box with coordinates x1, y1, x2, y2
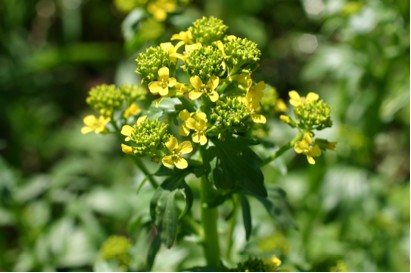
(211, 97, 251, 134)
(294, 99, 332, 130)
(99, 235, 131, 270)
(86, 84, 125, 117)
(223, 36, 261, 73)
(119, 84, 147, 102)
(189, 16, 228, 44)
(122, 116, 170, 158)
(184, 45, 224, 82)
(135, 46, 172, 84)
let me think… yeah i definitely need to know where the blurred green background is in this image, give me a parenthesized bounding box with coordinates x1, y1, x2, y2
(0, 0, 409, 271)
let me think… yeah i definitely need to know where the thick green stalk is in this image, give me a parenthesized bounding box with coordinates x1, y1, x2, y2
(200, 175, 221, 268)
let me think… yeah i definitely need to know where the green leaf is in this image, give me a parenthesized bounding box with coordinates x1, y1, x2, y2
(149, 171, 193, 248)
(240, 195, 252, 240)
(255, 187, 297, 229)
(150, 189, 179, 248)
(146, 235, 161, 271)
(211, 136, 267, 197)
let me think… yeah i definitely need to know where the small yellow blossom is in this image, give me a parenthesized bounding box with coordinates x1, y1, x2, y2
(280, 114, 291, 124)
(147, 0, 176, 22)
(264, 255, 282, 271)
(275, 99, 288, 112)
(289, 90, 319, 107)
(243, 81, 266, 124)
(294, 132, 321, 164)
(171, 30, 193, 44)
(189, 75, 219, 102)
(230, 73, 252, 90)
(181, 111, 208, 145)
(81, 115, 110, 134)
(121, 144, 134, 155)
(123, 103, 141, 118)
(121, 115, 146, 141)
(148, 67, 177, 96)
(160, 42, 185, 62)
(162, 136, 193, 169)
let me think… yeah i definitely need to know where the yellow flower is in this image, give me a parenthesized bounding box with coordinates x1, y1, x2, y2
(243, 81, 266, 124)
(280, 114, 291, 123)
(121, 115, 146, 141)
(275, 99, 288, 112)
(171, 30, 193, 44)
(179, 111, 208, 145)
(294, 132, 321, 165)
(162, 136, 193, 169)
(189, 75, 219, 102)
(123, 103, 141, 118)
(160, 42, 185, 63)
(264, 255, 282, 271)
(289, 90, 319, 107)
(81, 115, 110, 134)
(121, 144, 134, 155)
(148, 67, 177, 96)
(147, 0, 176, 22)
(230, 73, 252, 90)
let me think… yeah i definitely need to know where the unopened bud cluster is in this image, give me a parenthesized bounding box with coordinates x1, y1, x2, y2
(211, 97, 251, 134)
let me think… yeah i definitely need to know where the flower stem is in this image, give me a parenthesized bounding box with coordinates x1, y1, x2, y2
(261, 132, 303, 166)
(200, 175, 220, 268)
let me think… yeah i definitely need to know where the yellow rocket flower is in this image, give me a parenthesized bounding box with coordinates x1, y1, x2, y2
(162, 136, 193, 169)
(81, 115, 110, 134)
(148, 67, 177, 96)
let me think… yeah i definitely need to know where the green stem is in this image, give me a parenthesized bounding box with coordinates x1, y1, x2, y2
(261, 132, 303, 166)
(225, 195, 238, 261)
(132, 157, 159, 189)
(200, 175, 221, 268)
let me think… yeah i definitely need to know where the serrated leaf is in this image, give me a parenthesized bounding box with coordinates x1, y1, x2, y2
(240, 195, 252, 241)
(211, 136, 267, 197)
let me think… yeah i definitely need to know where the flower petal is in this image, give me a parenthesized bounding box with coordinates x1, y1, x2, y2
(289, 90, 301, 106)
(179, 109, 190, 121)
(189, 90, 203, 101)
(165, 136, 178, 151)
(208, 91, 219, 102)
(178, 141, 193, 154)
(174, 157, 188, 169)
(81, 126, 93, 134)
(148, 81, 162, 94)
(306, 92, 319, 103)
(159, 86, 169, 96)
(162, 155, 174, 168)
(137, 115, 147, 125)
(83, 115, 97, 126)
(158, 67, 169, 79)
(190, 76, 203, 89)
(307, 155, 316, 165)
(121, 125, 134, 137)
(179, 124, 190, 136)
(121, 144, 134, 155)
(251, 113, 267, 124)
(168, 77, 177, 87)
(208, 76, 219, 90)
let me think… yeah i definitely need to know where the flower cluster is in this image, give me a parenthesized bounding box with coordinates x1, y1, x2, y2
(113, 0, 189, 22)
(123, 16, 267, 169)
(81, 84, 146, 135)
(99, 235, 131, 271)
(280, 90, 336, 164)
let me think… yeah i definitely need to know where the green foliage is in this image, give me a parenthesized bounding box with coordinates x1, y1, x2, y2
(0, 0, 408, 272)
